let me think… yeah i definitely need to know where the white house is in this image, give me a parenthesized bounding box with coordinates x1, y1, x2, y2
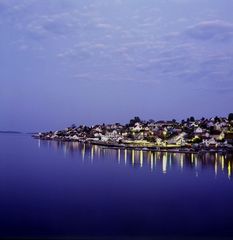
(156, 138, 162, 146)
(214, 123, 222, 131)
(203, 138, 217, 147)
(175, 133, 187, 146)
(207, 122, 214, 127)
(70, 135, 79, 140)
(194, 127, 203, 134)
(218, 131, 225, 141)
(132, 123, 142, 132)
(105, 130, 119, 140)
(94, 133, 102, 138)
(94, 127, 102, 133)
(101, 136, 109, 142)
(176, 137, 186, 146)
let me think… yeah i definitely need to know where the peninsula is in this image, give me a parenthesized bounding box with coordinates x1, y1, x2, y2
(33, 114, 233, 153)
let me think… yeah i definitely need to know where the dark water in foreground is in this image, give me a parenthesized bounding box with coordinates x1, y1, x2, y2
(0, 134, 233, 239)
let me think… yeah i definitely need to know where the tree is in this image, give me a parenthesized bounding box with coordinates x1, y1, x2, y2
(129, 116, 141, 126)
(192, 137, 202, 144)
(145, 136, 156, 142)
(214, 116, 220, 123)
(148, 119, 155, 124)
(127, 132, 135, 140)
(172, 119, 177, 123)
(134, 116, 141, 123)
(209, 126, 215, 135)
(228, 113, 233, 121)
(190, 116, 195, 122)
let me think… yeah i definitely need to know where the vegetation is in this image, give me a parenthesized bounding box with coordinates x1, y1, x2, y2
(228, 113, 233, 121)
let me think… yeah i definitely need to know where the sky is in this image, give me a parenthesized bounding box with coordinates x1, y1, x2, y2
(1, 0, 233, 132)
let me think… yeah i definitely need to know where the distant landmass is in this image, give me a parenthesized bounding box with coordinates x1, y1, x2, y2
(0, 131, 22, 134)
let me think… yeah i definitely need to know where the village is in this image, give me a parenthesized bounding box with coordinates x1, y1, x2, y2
(34, 114, 233, 153)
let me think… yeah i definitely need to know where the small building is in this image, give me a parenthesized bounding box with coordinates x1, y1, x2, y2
(203, 138, 217, 147)
(194, 127, 203, 134)
(132, 123, 142, 132)
(156, 138, 162, 146)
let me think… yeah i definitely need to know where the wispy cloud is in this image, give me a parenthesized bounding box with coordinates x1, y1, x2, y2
(185, 20, 233, 41)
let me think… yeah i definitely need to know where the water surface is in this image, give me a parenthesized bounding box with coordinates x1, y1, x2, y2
(0, 134, 233, 239)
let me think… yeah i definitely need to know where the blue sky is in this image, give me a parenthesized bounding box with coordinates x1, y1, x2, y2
(1, 0, 233, 132)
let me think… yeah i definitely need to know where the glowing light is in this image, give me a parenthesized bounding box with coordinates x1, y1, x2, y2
(118, 149, 121, 164)
(180, 154, 184, 170)
(140, 150, 143, 167)
(214, 159, 218, 177)
(191, 154, 194, 164)
(94, 145, 97, 158)
(195, 157, 198, 170)
(154, 153, 157, 169)
(162, 155, 167, 174)
(150, 152, 154, 171)
(228, 161, 231, 180)
(124, 149, 127, 164)
(221, 156, 224, 171)
(38, 139, 41, 148)
(91, 146, 94, 162)
(132, 150, 135, 166)
(82, 144, 86, 161)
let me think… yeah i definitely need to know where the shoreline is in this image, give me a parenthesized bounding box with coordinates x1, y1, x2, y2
(32, 115, 233, 155)
(33, 136, 232, 154)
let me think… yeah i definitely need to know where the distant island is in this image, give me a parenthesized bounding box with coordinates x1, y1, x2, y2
(0, 130, 21, 134)
(33, 114, 233, 153)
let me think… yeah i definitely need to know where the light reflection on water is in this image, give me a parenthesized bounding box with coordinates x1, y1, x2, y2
(2, 134, 233, 238)
(38, 140, 233, 180)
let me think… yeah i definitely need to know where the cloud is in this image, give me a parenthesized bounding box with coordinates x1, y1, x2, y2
(22, 11, 80, 39)
(95, 23, 112, 30)
(57, 48, 92, 62)
(185, 20, 233, 41)
(2, 0, 233, 90)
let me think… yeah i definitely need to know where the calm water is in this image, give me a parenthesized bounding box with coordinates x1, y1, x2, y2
(0, 133, 233, 239)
